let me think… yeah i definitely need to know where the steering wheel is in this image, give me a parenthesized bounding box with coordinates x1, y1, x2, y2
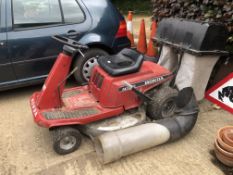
(52, 35, 89, 49)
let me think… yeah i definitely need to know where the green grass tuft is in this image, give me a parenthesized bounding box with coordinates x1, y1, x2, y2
(111, 0, 152, 15)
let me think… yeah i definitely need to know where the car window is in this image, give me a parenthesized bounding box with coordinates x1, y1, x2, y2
(60, 0, 85, 24)
(12, 0, 62, 28)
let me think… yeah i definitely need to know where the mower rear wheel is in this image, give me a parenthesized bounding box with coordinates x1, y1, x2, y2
(146, 87, 178, 120)
(51, 127, 82, 155)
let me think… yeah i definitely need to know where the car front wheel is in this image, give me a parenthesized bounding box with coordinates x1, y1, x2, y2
(73, 48, 108, 85)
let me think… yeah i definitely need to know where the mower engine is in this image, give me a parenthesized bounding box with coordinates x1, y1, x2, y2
(88, 48, 173, 110)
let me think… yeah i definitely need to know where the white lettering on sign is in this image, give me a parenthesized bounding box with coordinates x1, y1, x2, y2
(31, 98, 38, 117)
(120, 76, 165, 92)
(145, 77, 164, 85)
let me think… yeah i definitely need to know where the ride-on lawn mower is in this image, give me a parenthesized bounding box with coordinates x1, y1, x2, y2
(30, 35, 179, 155)
(30, 17, 229, 164)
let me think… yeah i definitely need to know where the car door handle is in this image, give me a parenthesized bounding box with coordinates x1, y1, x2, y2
(67, 30, 79, 38)
(0, 41, 5, 47)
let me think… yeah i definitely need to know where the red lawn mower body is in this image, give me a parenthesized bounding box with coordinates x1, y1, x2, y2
(30, 37, 173, 129)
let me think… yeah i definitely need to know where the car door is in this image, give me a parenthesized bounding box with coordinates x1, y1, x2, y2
(7, 0, 91, 81)
(0, 0, 17, 85)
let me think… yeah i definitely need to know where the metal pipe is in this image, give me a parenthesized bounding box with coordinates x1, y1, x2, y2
(94, 87, 199, 164)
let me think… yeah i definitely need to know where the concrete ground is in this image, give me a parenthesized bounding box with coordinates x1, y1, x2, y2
(0, 15, 233, 175)
(0, 84, 232, 175)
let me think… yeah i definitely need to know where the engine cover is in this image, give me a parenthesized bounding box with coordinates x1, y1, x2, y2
(89, 61, 173, 110)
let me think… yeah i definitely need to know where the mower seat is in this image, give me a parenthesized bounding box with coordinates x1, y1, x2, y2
(98, 48, 144, 76)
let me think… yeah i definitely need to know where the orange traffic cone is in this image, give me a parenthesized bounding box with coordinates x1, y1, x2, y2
(146, 21, 157, 57)
(137, 19, 147, 54)
(127, 11, 135, 47)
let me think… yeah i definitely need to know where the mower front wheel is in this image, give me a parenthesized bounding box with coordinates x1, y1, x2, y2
(51, 127, 82, 155)
(146, 87, 178, 120)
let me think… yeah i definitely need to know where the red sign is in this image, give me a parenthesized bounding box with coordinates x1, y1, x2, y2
(205, 73, 233, 114)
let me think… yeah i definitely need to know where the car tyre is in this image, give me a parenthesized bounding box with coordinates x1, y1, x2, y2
(73, 48, 108, 85)
(51, 127, 82, 155)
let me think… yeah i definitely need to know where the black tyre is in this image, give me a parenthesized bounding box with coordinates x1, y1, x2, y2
(146, 87, 178, 120)
(51, 127, 82, 155)
(73, 48, 108, 85)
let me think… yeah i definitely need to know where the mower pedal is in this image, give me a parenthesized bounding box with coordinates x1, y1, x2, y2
(62, 90, 82, 98)
(43, 108, 99, 120)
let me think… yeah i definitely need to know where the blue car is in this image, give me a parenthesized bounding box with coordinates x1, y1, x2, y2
(0, 0, 130, 90)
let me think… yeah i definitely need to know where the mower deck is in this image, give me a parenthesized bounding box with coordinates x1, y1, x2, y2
(30, 86, 124, 128)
